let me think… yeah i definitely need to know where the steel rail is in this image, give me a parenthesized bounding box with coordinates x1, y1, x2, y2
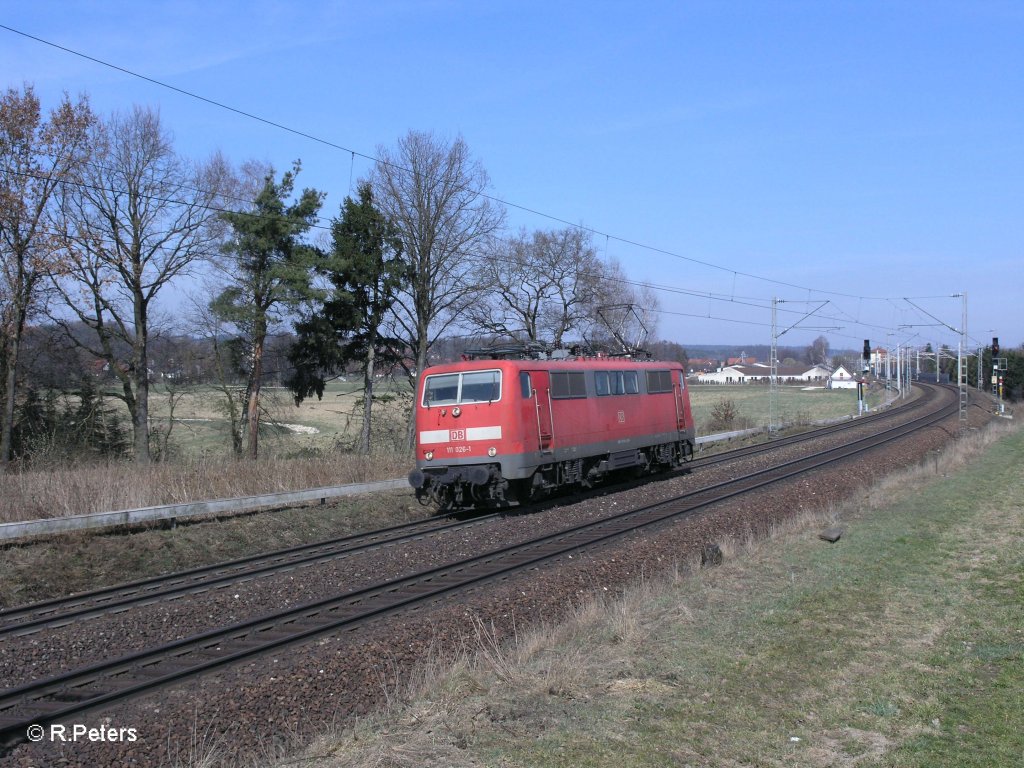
(0, 510, 498, 636)
(689, 382, 938, 469)
(0, 385, 938, 636)
(0, 384, 956, 749)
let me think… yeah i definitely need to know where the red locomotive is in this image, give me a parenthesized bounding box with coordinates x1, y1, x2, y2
(408, 347, 696, 509)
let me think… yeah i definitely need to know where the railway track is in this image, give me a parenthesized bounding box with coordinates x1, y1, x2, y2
(0, 383, 957, 750)
(0, 383, 933, 637)
(0, 510, 499, 637)
(693, 382, 950, 466)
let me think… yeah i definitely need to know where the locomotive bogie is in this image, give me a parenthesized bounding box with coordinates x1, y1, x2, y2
(409, 356, 696, 510)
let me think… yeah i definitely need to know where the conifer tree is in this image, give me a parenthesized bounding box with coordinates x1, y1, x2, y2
(214, 162, 323, 459)
(288, 182, 409, 454)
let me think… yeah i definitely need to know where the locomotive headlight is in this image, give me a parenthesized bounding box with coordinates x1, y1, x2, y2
(424, 450, 434, 461)
(451, 406, 461, 417)
(487, 446, 497, 457)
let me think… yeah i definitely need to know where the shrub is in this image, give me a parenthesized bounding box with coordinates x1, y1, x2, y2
(708, 398, 738, 432)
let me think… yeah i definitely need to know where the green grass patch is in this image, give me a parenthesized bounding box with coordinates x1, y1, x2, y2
(689, 383, 889, 433)
(511, 425, 1023, 767)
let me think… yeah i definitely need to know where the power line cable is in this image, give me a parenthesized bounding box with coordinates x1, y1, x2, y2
(1, 22, 957, 306)
(14, 166, 954, 346)
(4, 33, 970, 344)
(7, 165, 338, 235)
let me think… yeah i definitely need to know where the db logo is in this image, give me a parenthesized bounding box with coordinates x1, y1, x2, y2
(450, 429, 466, 441)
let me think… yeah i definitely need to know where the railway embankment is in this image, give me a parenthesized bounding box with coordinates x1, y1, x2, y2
(278, 418, 1023, 768)
(0, 386, 1001, 767)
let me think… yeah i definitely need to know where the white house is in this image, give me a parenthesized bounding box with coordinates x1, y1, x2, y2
(828, 365, 859, 389)
(695, 365, 751, 384)
(696, 363, 833, 385)
(802, 364, 832, 381)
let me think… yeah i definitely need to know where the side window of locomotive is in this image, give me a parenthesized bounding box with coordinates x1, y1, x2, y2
(423, 373, 459, 405)
(551, 371, 587, 399)
(610, 371, 626, 395)
(624, 371, 639, 394)
(460, 370, 501, 403)
(595, 371, 638, 396)
(645, 369, 674, 394)
(520, 371, 532, 398)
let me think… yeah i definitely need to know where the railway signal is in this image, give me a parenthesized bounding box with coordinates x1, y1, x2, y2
(991, 337, 1006, 413)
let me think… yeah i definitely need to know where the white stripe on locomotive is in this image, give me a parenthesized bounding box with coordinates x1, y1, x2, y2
(418, 426, 503, 444)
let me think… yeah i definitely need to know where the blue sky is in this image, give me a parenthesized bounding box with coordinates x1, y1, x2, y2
(2, 1, 1021, 352)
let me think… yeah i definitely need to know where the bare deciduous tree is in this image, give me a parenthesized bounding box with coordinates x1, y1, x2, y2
(370, 131, 504, 445)
(806, 334, 830, 366)
(52, 106, 227, 464)
(0, 85, 93, 470)
(189, 297, 246, 456)
(469, 226, 659, 352)
(468, 227, 606, 346)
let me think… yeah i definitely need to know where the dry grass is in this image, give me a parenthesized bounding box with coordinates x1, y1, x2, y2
(1, 381, 880, 525)
(0, 483, 420, 607)
(0, 451, 410, 523)
(166, 712, 224, 768)
(0, 379, 414, 524)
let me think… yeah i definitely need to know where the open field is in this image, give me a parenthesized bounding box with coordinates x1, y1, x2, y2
(688, 382, 890, 433)
(145, 380, 415, 458)
(0, 381, 890, 523)
(276, 420, 1023, 768)
(144, 380, 884, 459)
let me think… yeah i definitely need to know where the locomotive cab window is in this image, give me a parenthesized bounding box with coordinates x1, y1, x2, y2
(422, 369, 501, 406)
(423, 374, 459, 405)
(461, 370, 501, 402)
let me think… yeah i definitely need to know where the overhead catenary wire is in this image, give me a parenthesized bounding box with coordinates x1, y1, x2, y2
(9, 165, 964, 349)
(3, 24, 975, 351)
(6, 165, 339, 236)
(1, 22, 961, 309)
(14, 155, 964, 340)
